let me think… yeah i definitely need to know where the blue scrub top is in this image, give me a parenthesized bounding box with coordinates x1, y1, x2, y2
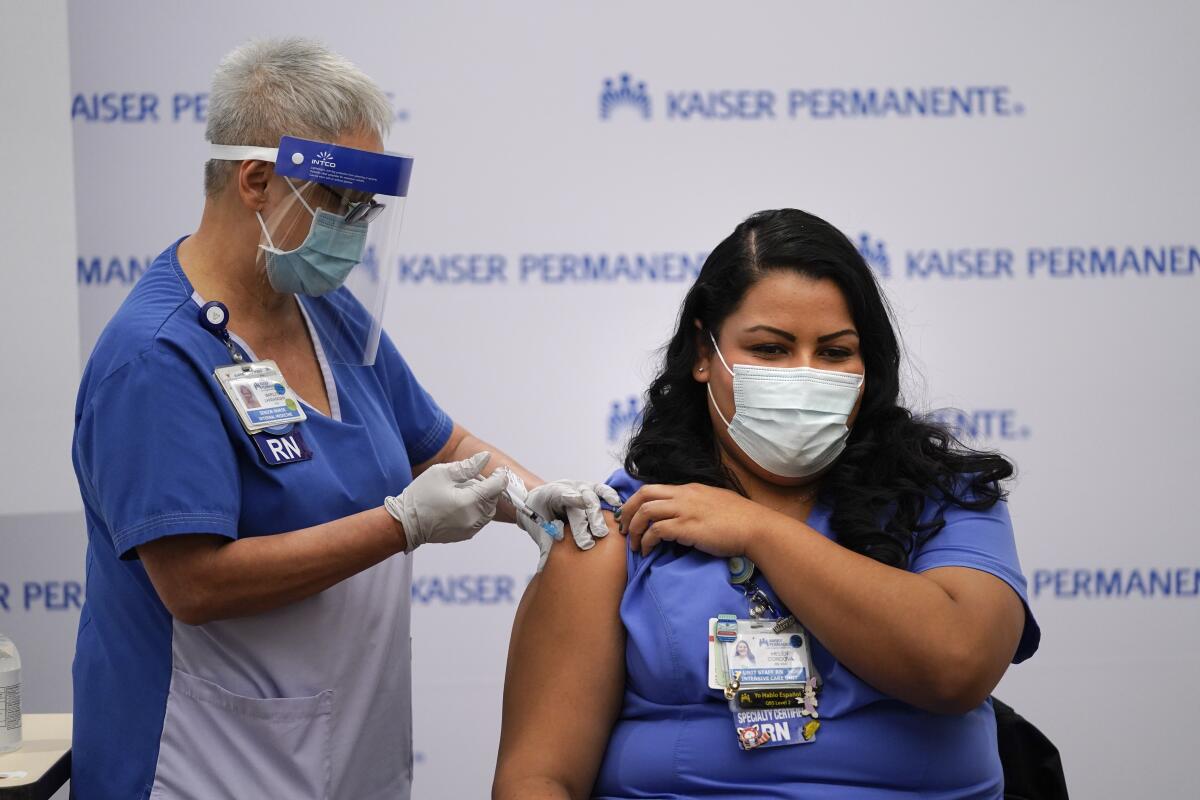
(593, 470, 1040, 800)
(70, 240, 453, 799)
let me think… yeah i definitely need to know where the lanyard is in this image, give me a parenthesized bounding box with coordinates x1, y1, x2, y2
(199, 300, 309, 438)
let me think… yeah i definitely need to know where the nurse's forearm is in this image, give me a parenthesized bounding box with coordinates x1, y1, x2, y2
(138, 506, 407, 625)
(449, 432, 544, 526)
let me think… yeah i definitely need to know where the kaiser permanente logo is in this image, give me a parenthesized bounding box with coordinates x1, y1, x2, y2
(599, 72, 1025, 122)
(852, 234, 1199, 281)
(608, 396, 644, 443)
(70, 91, 411, 123)
(857, 234, 889, 278)
(77, 238, 1200, 288)
(1033, 568, 1200, 600)
(411, 574, 519, 604)
(600, 74, 652, 119)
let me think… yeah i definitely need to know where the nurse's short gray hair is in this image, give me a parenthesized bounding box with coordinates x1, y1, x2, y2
(203, 37, 393, 196)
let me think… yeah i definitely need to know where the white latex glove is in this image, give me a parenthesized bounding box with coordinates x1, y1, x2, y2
(385, 451, 508, 553)
(518, 480, 623, 571)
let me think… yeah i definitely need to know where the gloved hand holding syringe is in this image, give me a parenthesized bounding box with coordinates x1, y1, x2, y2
(493, 467, 622, 571)
(499, 468, 566, 543)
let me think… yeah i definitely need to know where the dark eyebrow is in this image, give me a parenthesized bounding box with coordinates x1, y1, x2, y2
(745, 325, 797, 342)
(817, 329, 859, 343)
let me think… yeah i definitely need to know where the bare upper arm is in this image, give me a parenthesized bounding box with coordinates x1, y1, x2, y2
(921, 566, 1027, 700)
(493, 514, 628, 800)
(137, 534, 227, 624)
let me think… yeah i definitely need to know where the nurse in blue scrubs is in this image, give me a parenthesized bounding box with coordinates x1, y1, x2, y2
(70, 39, 614, 800)
(495, 209, 1040, 799)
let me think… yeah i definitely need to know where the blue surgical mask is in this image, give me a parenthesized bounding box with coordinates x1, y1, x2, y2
(256, 179, 368, 296)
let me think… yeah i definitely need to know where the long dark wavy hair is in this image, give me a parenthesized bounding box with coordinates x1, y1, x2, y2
(624, 209, 1014, 568)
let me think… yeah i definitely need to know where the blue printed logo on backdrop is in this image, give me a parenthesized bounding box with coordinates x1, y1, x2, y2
(395, 251, 707, 285)
(77, 255, 154, 286)
(359, 245, 380, 283)
(71, 91, 411, 124)
(398, 254, 507, 284)
(607, 396, 644, 443)
(1024, 246, 1200, 278)
(411, 574, 519, 605)
(906, 247, 1017, 279)
(599, 75, 1025, 122)
(71, 92, 207, 123)
(856, 233, 890, 278)
(927, 409, 1030, 442)
(0, 581, 83, 612)
(840, 233, 1197, 281)
(1032, 568, 1200, 600)
(600, 74, 652, 120)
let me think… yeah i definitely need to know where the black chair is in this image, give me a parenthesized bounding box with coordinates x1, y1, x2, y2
(993, 697, 1068, 800)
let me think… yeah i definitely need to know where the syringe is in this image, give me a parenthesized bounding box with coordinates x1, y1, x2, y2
(500, 468, 564, 541)
(510, 496, 564, 541)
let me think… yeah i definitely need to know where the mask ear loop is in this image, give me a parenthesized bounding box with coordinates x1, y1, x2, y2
(255, 211, 277, 251)
(708, 330, 736, 376)
(705, 330, 736, 428)
(257, 177, 317, 253)
(284, 177, 316, 216)
(707, 384, 733, 428)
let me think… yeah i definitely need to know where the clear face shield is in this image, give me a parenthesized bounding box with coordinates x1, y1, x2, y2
(209, 136, 413, 366)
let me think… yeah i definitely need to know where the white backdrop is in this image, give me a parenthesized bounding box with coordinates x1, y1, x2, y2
(0, 0, 82, 740)
(6, 1, 1198, 797)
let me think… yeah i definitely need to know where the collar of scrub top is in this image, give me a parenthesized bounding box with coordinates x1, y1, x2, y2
(208, 136, 414, 201)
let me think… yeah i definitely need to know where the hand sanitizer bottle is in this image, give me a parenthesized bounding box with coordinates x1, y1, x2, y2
(0, 633, 21, 753)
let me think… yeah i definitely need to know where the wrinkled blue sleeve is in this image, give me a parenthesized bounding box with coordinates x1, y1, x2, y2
(911, 499, 1041, 662)
(377, 332, 453, 466)
(604, 468, 644, 505)
(74, 345, 241, 559)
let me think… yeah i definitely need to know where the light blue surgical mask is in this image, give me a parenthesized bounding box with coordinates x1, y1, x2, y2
(707, 331, 864, 478)
(256, 178, 368, 296)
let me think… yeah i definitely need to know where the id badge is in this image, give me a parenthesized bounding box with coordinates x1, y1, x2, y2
(708, 616, 823, 750)
(726, 617, 810, 686)
(709, 617, 811, 688)
(214, 360, 307, 433)
(732, 705, 821, 750)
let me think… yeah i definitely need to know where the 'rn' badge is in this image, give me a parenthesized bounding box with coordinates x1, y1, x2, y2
(251, 427, 313, 466)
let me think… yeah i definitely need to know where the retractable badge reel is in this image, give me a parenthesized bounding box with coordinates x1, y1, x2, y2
(199, 301, 312, 465)
(198, 301, 241, 362)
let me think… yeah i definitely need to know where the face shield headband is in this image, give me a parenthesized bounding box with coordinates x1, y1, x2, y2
(208, 135, 413, 201)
